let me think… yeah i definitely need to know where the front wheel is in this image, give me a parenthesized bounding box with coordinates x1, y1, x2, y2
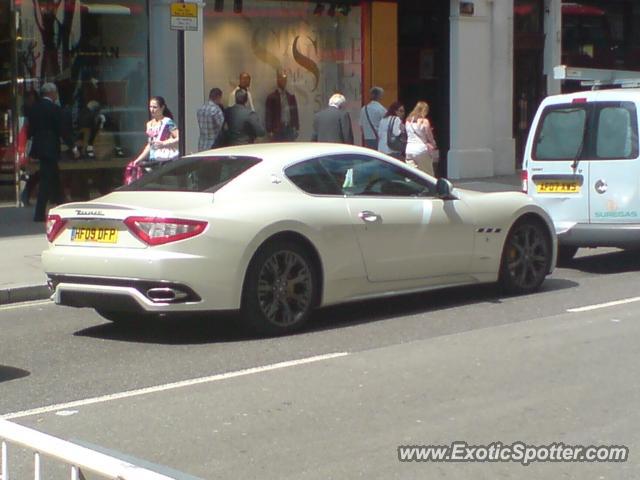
(499, 219, 552, 295)
(241, 241, 318, 336)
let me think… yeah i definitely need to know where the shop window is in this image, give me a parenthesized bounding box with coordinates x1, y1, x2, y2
(203, 0, 362, 143)
(17, 0, 150, 165)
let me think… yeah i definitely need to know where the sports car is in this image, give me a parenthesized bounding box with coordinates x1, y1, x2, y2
(42, 143, 557, 335)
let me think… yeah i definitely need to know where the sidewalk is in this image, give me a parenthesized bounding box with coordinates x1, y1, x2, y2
(0, 173, 521, 306)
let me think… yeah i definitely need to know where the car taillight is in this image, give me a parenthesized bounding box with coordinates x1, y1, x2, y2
(521, 170, 529, 194)
(46, 214, 67, 242)
(124, 217, 207, 246)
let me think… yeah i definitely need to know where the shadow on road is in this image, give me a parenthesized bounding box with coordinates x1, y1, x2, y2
(0, 365, 30, 383)
(73, 277, 579, 345)
(565, 249, 640, 274)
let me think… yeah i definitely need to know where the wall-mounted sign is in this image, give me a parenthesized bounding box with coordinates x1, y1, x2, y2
(460, 2, 474, 16)
(170, 2, 198, 31)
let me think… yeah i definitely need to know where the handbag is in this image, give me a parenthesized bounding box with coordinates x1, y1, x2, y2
(387, 117, 407, 154)
(123, 160, 144, 185)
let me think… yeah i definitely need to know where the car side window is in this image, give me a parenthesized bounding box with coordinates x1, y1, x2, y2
(285, 159, 342, 195)
(318, 154, 435, 197)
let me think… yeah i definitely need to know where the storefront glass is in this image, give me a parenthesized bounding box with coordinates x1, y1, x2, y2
(203, 0, 362, 143)
(11, 0, 150, 201)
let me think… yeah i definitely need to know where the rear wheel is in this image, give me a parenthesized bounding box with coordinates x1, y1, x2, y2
(499, 219, 552, 295)
(241, 241, 317, 336)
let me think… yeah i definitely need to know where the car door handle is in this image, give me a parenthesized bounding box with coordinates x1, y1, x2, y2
(358, 210, 380, 222)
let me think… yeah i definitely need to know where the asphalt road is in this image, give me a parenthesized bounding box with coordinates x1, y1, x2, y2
(1, 247, 640, 479)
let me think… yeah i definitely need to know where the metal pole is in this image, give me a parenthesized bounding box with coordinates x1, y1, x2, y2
(177, 30, 186, 156)
(34, 452, 40, 480)
(2, 440, 8, 480)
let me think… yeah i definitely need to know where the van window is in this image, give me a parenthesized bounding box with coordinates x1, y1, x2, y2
(596, 106, 637, 159)
(534, 106, 586, 160)
(533, 101, 639, 161)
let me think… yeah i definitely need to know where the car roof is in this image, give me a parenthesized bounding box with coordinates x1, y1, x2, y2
(543, 88, 640, 105)
(186, 143, 380, 166)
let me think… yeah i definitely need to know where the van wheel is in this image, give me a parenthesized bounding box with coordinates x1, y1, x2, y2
(557, 246, 578, 264)
(241, 241, 317, 336)
(499, 219, 551, 295)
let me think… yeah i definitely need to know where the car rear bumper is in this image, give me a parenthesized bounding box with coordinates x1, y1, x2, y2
(42, 245, 244, 311)
(558, 222, 640, 248)
(49, 274, 202, 313)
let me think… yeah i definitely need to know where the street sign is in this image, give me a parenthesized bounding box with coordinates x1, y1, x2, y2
(170, 2, 197, 31)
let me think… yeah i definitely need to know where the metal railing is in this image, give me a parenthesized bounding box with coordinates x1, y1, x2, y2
(0, 419, 176, 480)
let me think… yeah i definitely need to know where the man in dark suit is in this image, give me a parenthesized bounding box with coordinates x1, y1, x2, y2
(225, 89, 265, 146)
(311, 93, 354, 144)
(265, 70, 299, 142)
(27, 83, 70, 222)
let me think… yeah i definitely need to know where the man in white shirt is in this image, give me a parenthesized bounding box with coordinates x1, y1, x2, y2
(228, 72, 255, 112)
(359, 86, 385, 149)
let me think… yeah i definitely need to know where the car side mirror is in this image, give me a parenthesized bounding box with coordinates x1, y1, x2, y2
(436, 178, 456, 200)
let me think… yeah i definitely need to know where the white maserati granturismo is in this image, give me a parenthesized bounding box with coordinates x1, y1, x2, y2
(42, 143, 556, 335)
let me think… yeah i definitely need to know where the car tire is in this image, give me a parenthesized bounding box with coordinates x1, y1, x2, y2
(499, 218, 552, 295)
(557, 245, 578, 265)
(241, 240, 318, 336)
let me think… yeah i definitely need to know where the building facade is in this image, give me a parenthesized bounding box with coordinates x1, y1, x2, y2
(2, 0, 640, 203)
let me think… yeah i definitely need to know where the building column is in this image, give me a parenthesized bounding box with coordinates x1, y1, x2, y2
(448, 0, 515, 179)
(149, 0, 203, 154)
(544, 0, 562, 96)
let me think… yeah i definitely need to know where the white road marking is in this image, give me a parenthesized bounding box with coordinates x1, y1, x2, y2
(0, 299, 51, 311)
(1, 352, 349, 420)
(567, 296, 640, 313)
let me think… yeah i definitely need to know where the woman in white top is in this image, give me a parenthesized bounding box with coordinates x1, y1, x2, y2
(405, 101, 438, 175)
(377, 101, 406, 159)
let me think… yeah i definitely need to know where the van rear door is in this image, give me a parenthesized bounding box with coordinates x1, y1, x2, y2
(587, 101, 640, 224)
(526, 100, 589, 230)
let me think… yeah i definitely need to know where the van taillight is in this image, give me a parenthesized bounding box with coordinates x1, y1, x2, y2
(572, 98, 587, 104)
(521, 170, 529, 193)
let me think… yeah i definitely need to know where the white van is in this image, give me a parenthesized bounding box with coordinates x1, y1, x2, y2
(522, 87, 640, 260)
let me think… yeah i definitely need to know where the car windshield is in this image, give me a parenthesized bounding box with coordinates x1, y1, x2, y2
(119, 155, 262, 192)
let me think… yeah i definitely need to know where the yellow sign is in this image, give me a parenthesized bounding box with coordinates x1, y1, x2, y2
(171, 2, 197, 17)
(170, 2, 198, 31)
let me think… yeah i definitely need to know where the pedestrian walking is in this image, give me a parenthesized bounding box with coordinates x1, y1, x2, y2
(359, 86, 385, 149)
(197, 87, 225, 151)
(311, 93, 354, 144)
(228, 72, 255, 111)
(377, 101, 406, 160)
(27, 83, 74, 222)
(225, 88, 265, 145)
(132, 96, 179, 169)
(405, 101, 439, 175)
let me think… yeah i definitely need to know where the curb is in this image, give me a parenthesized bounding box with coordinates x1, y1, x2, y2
(0, 284, 51, 305)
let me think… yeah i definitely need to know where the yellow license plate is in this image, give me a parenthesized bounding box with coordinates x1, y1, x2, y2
(536, 182, 580, 193)
(71, 227, 118, 243)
